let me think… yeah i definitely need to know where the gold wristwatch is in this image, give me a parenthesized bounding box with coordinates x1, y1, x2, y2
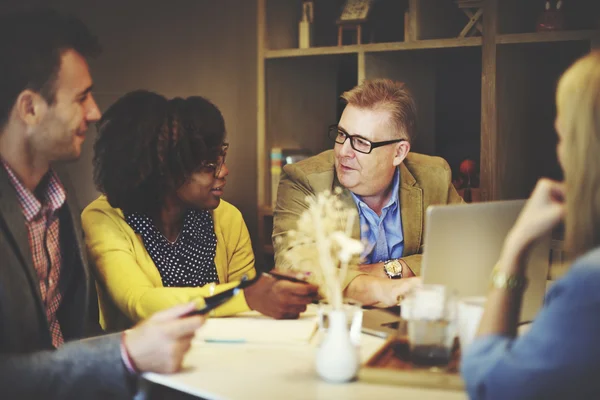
(383, 259, 403, 279)
(490, 268, 528, 291)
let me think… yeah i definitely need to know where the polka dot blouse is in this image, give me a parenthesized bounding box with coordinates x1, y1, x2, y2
(125, 210, 220, 287)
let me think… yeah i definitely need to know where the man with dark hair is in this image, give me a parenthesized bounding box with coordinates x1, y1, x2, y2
(0, 9, 101, 128)
(0, 9, 204, 399)
(274, 79, 463, 307)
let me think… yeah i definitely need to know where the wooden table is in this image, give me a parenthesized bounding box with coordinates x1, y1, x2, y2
(142, 325, 468, 400)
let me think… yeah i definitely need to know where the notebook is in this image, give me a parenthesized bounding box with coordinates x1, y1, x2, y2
(195, 306, 318, 345)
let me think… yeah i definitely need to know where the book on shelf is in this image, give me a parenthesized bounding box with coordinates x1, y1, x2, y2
(271, 148, 282, 209)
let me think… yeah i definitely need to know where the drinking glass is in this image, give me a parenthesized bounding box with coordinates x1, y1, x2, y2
(401, 284, 456, 368)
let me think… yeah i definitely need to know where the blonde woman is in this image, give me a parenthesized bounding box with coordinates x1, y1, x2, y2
(461, 51, 600, 399)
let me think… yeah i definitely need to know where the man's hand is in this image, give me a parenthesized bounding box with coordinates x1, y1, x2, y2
(358, 260, 416, 278)
(383, 276, 421, 307)
(244, 273, 319, 319)
(124, 302, 205, 374)
(358, 262, 387, 278)
(346, 275, 421, 307)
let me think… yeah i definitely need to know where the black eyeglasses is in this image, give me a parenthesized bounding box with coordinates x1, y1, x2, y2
(200, 143, 229, 178)
(327, 124, 405, 154)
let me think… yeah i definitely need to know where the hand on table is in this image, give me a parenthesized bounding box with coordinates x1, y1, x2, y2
(358, 260, 416, 279)
(244, 272, 319, 319)
(124, 302, 205, 374)
(375, 276, 421, 308)
(358, 262, 388, 278)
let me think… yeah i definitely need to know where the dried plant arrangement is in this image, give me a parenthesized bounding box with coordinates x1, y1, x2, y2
(275, 187, 364, 310)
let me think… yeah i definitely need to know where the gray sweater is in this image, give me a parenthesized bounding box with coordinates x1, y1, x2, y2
(0, 333, 133, 399)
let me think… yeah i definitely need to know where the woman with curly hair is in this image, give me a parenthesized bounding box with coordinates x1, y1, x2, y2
(82, 90, 318, 331)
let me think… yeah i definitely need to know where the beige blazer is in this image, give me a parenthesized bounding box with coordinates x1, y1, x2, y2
(272, 150, 463, 288)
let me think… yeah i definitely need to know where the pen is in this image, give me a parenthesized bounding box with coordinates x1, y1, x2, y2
(204, 338, 246, 344)
(265, 270, 311, 284)
(361, 327, 389, 339)
(264, 271, 322, 305)
(184, 287, 241, 317)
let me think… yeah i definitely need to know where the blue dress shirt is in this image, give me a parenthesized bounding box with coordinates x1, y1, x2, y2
(350, 168, 404, 264)
(461, 247, 600, 400)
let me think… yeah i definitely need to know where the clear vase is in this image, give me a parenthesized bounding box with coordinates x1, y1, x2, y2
(315, 310, 359, 383)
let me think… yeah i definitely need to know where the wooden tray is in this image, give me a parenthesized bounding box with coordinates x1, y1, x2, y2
(358, 337, 464, 391)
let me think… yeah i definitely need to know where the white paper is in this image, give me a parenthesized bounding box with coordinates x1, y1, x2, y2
(195, 307, 318, 345)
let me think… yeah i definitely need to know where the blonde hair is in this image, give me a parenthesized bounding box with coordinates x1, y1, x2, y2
(556, 50, 600, 258)
(341, 79, 417, 142)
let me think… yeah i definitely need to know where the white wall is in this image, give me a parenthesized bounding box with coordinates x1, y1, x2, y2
(1, 0, 259, 250)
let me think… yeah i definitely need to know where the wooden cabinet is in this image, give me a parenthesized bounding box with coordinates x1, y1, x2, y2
(256, 0, 600, 269)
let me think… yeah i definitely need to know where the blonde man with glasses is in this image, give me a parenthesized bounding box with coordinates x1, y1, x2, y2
(273, 79, 463, 307)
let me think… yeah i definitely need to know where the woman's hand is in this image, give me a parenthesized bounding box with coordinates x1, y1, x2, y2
(244, 273, 319, 319)
(501, 178, 565, 270)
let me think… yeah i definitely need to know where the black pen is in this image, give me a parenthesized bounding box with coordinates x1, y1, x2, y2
(184, 287, 241, 316)
(265, 271, 321, 304)
(183, 274, 260, 317)
(265, 270, 312, 284)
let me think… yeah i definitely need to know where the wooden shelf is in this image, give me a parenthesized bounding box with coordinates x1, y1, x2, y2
(263, 244, 274, 255)
(259, 205, 273, 217)
(265, 37, 482, 59)
(497, 30, 599, 45)
(266, 45, 361, 59)
(364, 37, 482, 53)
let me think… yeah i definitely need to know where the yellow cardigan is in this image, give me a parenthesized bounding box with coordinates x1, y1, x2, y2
(82, 195, 256, 331)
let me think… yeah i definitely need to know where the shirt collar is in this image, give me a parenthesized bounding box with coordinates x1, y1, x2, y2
(1, 161, 66, 222)
(350, 167, 401, 213)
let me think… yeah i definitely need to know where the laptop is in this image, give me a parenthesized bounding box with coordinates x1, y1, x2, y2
(421, 199, 551, 322)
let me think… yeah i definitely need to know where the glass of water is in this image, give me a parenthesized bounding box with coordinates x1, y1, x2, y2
(401, 284, 456, 369)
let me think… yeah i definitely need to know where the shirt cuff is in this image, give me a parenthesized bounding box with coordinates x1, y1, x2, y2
(120, 330, 139, 375)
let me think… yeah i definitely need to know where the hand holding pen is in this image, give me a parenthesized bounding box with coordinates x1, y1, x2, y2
(244, 270, 319, 319)
(265, 269, 313, 284)
(182, 271, 319, 320)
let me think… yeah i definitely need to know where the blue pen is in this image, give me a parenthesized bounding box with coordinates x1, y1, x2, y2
(204, 338, 246, 344)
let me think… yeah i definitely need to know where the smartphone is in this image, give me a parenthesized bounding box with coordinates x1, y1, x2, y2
(184, 274, 260, 316)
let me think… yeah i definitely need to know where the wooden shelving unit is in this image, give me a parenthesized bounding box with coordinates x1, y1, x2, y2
(266, 45, 361, 59)
(256, 0, 599, 268)
(496, 29, 599, 45)
(259, 205, 273, 216)
(265, 37, 483, 59)
(263, 244, 274, 256)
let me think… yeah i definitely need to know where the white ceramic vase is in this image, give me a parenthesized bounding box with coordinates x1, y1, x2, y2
(315, 310, 359, 383)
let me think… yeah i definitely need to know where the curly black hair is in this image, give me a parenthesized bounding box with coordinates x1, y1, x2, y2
(93, 90, 226, 215)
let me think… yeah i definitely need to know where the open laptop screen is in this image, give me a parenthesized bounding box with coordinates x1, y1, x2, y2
(421, 200, 550, 322)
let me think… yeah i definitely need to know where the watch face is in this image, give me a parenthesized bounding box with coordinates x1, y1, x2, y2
(386, 260, 402, 275)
